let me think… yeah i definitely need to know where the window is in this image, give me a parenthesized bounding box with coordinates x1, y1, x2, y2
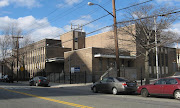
(99, 58, 102, 71)
(161, 53, 164, 66)
(116, 77, 129, 82)
(166, 79, 177, 84)
(165, 54, 168, 66)
(154, 79, 166, 85)
(107, 77, 114, 82)
(101, 78, 108, 83)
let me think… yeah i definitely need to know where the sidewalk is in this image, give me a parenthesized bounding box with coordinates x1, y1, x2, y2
(15, 78, 157, 88)
(15, 81, 93, 88)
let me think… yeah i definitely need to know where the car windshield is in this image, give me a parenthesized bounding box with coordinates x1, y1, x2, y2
(116, 77, 129, 82)
(39, 77, 47, 80)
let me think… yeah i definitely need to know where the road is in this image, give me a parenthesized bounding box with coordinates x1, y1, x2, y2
(0, 82, 179, 108)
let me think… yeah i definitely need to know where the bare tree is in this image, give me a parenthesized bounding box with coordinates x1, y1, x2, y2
(116, 4, 179, 84)
(0, 23, 33, 65)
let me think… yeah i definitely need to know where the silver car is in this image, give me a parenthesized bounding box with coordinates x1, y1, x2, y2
(91, 77, 137, 95)
(29, 76, 49, 87)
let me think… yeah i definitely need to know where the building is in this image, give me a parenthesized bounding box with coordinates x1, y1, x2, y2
(62, 25, 176, 82)
(1, 39, 71, 80)
(0, 25, 177, 83)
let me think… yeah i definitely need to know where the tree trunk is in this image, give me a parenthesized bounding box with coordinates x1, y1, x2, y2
(145, 50, 150, 84)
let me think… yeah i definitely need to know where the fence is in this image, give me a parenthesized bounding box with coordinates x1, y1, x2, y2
(46, 71, 90, 84)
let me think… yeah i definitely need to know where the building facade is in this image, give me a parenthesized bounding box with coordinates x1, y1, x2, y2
(0, 25, 177, 83)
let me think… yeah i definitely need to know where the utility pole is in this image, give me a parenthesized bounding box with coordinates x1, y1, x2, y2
(12, 36, 23, 82)
(112, 0, 120, 77)
(88, 0, 120, 77)
(154, 16, 159, 79)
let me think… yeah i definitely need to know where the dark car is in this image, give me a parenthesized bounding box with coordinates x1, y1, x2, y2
(137, 77, 180, 100)
(29, 76, 49, 87)
(3, 75, 13, 83)
(91, 77, 137, 95)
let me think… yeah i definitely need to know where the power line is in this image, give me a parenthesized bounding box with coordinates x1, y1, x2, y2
(43, 0, 154, 40)
(24, 0, 88, 36)
(21, 0, 154, 44)
(86, 10, 180, 36)
(24, 0, 112, 40)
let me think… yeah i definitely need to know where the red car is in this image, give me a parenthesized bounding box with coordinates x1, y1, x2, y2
(137, 77, 180, 100)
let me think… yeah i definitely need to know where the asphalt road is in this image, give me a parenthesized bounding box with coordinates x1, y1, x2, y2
(0, 82, 179, 108)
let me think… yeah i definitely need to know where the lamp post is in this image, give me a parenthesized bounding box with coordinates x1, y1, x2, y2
(88, 0, 120, 77)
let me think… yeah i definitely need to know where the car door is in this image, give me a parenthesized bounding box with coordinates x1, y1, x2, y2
(163, 78, 178, 95)
(148, 79, 166, 95)
(104, 77, 114, 92)
(98, 78, 108, 92)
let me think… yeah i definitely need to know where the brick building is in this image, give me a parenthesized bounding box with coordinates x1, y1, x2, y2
(62, 25, 176, 82)
(0, 25, 177, 82)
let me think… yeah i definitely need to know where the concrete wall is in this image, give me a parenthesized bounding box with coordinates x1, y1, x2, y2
(86, 25, 137, 56)
(46, 47, 71, 58)
(60, 32, 74, 50)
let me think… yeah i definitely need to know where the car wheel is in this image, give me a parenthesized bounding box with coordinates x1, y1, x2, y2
(141, 89, 149, 97)
(35, 82, 38, 87)
(112, 87, 118, 95)
(174, 90, 180, 100)
(93, 86, 98, 93)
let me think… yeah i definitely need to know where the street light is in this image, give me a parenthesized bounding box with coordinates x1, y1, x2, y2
(88, 1, 120, 77)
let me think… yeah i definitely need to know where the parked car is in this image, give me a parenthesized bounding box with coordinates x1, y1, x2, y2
(6, 75, 14, 83)
(91, 77, 137, 95)
(172, 72, 180, 77)
(137, 77, 180, 100)
(2, 75, 13, 83)
(29, 76, 49, 87)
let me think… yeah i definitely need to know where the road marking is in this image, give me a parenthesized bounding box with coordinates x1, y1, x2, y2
(0, 87, 93, 108)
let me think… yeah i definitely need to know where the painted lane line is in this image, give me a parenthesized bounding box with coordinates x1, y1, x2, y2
(0, 87, 93, 108)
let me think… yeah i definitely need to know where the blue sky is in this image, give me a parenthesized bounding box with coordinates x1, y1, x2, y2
(0, 0, 179, 42)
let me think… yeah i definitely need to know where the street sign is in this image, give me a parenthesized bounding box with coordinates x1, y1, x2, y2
(74, 67, 80, 72)
(20, 67, 24, 71)
(71, 67, 80, 73)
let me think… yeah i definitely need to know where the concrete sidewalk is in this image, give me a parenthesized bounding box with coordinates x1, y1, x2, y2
(15, 81, 93, 88)
(15, 78, 157, 88)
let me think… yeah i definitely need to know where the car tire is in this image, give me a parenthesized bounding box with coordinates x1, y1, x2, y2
(112, 87, 118, 95)
(141, 89, 149, 97)
(93, 86, 98, 93)
(174, 90, 180, 100)
(35, 82, 38, 87)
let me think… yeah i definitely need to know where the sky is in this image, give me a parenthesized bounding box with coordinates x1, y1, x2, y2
(0, 0, 179, 42)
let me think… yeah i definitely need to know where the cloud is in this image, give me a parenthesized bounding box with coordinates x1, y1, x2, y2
(0, 0, 41, 8)
(169, 22, 180, 35)
(156, 0, 180, 5)
(70, 15, 95, 28)
(57, 0, 82, 8)
(0, 0, 9, 8)
(0, 16, 64, 42)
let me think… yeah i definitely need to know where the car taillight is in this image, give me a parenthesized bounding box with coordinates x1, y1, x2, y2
(39, 80, 41, 82)
(122, 83, 127, 86)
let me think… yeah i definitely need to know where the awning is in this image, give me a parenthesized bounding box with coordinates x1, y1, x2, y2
(94, 54, 136, 59)
(46, 57, 64, 63)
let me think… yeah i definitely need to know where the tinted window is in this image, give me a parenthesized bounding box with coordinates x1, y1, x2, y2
(39, 77, 47, 80)
(101, 78, 108, 83)
(116, 77, 129, 82)
(107, 78, 114, 82)
(155, 79, 166, 85)
(165, 79, 177, 84)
